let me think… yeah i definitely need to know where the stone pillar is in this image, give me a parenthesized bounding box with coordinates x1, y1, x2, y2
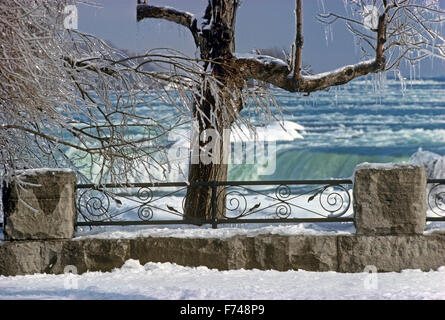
(2, 169, 77, 240)
(353, 163, 427, 235)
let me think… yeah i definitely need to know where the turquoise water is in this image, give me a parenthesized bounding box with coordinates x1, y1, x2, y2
(229, 77, 445, 181)
(65, 77, 445, 182)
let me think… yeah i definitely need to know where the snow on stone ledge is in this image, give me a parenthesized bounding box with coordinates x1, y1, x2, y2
(352, 162, 424, 182)
(74, 223, 355, 241)
(354, 162, 422, 171)
(425, 222, 445, 234)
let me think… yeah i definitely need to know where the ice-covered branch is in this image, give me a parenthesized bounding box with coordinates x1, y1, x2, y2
(317, 0, 445, 72)
(137, 5, 194, 29)
(292, 0, 304, 79)
(63, 56, 117, 76)
(237, 0, 444, 93)
(234, 1, 388, 93)
(235, 54, 382, 93)
(136, 4, 204, 53)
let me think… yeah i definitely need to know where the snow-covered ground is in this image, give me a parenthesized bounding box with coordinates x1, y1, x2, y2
(0, 259, 445, 300)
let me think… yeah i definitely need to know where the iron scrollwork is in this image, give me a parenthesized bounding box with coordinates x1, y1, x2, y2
(315, 184, 351, 218)
(217, 187, 250, 219)
(214, 182, 352, 221)
(428, 183, 445, 217)
(77, 188, 111, 222)
(275, 185, 292, 218)
(77, 185, 186, 223)
(136, 187, 155, 221)
(76, 180, 353, 226)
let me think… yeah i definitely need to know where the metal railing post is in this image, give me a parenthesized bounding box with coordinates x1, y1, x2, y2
(211, 182, 218, 229)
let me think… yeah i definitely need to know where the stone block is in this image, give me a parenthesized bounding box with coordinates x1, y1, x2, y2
(337, 234, 445, 272)
(130, 237, 230, 269)
(353, 163, 427, 235)
(3, 169, 77, 240)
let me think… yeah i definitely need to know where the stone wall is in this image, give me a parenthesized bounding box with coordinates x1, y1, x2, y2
(1, 164, 444, 276)
(1, 233, 445, 276)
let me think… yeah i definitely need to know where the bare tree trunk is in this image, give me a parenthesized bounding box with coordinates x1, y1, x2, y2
(184, 77, 241, 223)
(184, 164, 228, 223)
(182, 0, 240, 223)
(184, 129, 229, 223)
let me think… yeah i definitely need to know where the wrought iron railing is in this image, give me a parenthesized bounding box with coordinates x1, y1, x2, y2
(75, 179, 355, 228)
(427, 179, 445, 222)
(0, 179, 443, 230)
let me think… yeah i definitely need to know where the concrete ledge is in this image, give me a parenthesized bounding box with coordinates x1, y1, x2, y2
(2, 233, 445, 276)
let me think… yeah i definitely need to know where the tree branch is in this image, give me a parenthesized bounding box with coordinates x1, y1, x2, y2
(0, 124, 91, 153)
(63, 56, 117, 77)
(137, 4, 194, 28)
(292, 0, 303, 79)
(375, 11, 387, 69)
(235, 55, 383, 93)
(136, 4, 203, 52)
(236, 6, 390, 94)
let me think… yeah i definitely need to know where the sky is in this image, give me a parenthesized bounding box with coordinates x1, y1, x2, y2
(77, 0, 445, 76)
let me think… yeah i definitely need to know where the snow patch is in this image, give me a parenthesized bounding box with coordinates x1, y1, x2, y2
(233, 53, 288, 67)
(1, 260, 445, 299)
(355, 162, 420, 171)
(409, 149, 445, 179)
(117, 259, 145, 273)
(74, 223, 354, 240)
(425, 222, 445, 234)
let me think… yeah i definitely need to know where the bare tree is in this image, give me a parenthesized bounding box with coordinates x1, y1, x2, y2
(137, 0, 444, 220)
(0, 0, 222, 188)
(1, 0, 443, 224)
